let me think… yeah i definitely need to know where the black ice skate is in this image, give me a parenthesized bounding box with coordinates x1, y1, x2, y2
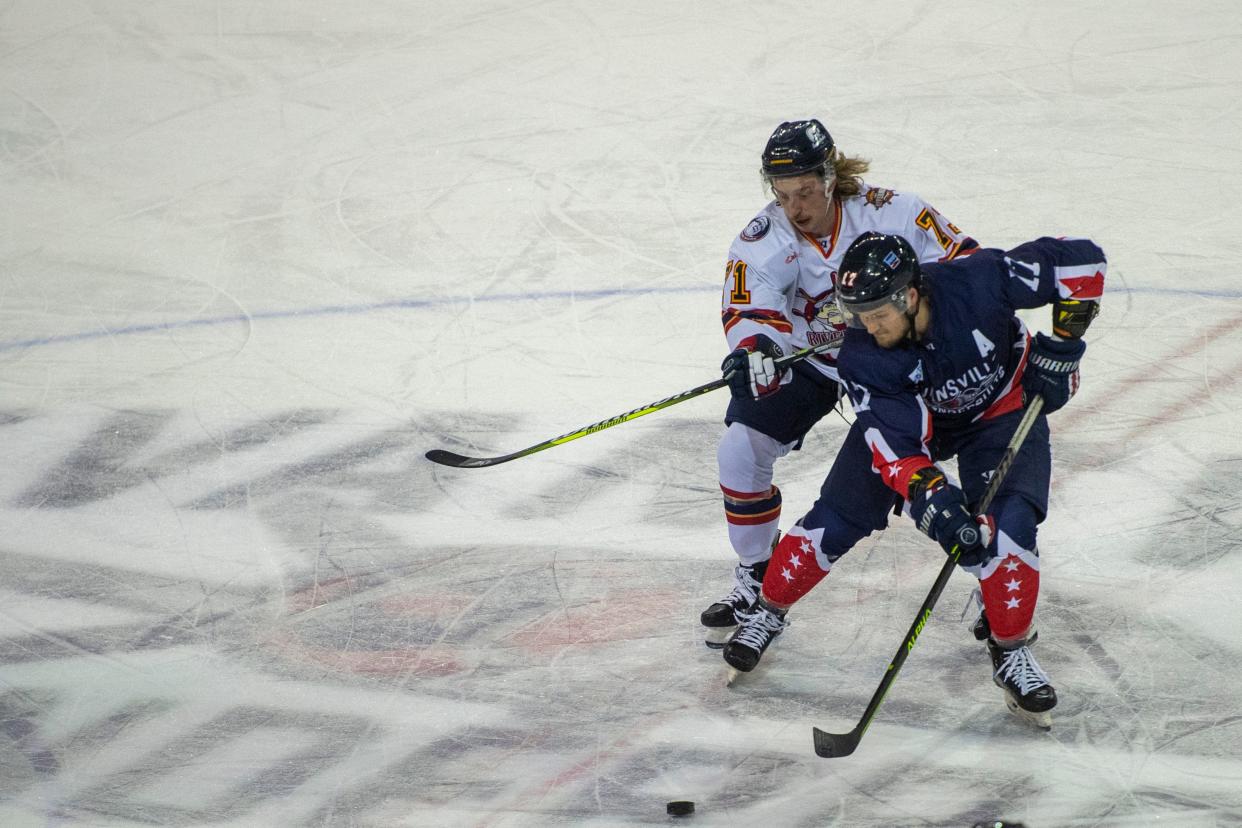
(722, 599, 787, 685)
(700, 560, 768, 648)
(988, 638, 1057, 730)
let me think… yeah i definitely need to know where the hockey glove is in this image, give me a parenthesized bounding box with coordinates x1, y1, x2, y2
(722, 334, 787, 401)
(907, 467, 992, 567)
(1052, 297, 1100, 340)
(1023, 332, 1086, 414)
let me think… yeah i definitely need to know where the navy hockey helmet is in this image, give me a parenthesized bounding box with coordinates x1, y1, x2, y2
(761, 119, 834, 178)
(835, 232, 921, 327)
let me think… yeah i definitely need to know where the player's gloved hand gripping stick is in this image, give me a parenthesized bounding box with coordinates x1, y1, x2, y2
(425, 341, 834, 469)
(721, 333, 787, 401)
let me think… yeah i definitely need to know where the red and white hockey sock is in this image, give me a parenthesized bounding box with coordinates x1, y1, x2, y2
(978, 532, 1041, 643)
(761, 525, 831, 607)
(722, 484, 782, 566)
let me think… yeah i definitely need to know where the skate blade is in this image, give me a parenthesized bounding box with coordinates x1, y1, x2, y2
(725, 666, 742, 687)
(1003, 691, 1052, 730)
(704, 626, 734, 649)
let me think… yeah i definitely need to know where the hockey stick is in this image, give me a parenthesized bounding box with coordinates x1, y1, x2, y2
(425, 342, 834, 469)
(811, 394, 1045, 758)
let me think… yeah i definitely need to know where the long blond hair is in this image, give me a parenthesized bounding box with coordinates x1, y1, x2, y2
(829, 149, 870, 199)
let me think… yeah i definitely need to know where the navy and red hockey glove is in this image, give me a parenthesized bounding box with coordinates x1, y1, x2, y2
(907, 467, 993, 567)
(722, 334, 787, 401)
(1023, 332, 1086, 414)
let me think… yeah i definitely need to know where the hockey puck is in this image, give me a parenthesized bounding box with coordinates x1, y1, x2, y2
(666, 800, 695, 817)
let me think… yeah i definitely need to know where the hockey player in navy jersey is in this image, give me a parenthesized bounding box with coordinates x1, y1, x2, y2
(704, 118, 978, 647)
(722, 231, 1105, 727)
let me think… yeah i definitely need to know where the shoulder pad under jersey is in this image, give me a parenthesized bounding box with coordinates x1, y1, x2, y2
(728, 202, 799, 281)
(839, 327, 924, 394)
(839, 183, 924, 233)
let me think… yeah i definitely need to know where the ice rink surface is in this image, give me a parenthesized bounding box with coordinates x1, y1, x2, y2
(3, 1, 1241, 825)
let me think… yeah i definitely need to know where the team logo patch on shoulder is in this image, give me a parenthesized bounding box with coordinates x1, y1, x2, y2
(741, 216, 771, 242)
(865, 188, 895, 210)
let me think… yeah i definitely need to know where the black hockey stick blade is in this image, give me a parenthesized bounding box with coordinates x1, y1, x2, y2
(424, 448, 521, 469)
(812, 725, 863, 758)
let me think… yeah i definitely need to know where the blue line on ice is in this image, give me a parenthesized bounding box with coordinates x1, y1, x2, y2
(0, 284, 1236, 353)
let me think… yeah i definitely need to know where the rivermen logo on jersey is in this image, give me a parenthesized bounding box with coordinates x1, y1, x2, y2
(741, 216, 771, 242)
(865, 187, 895, 210)
(796, 287, 847, 350)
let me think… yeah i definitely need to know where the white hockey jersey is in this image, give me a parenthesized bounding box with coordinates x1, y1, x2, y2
(721, 183, 976, 381)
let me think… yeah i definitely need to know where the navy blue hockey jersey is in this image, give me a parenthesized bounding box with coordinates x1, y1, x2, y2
(837, 236, 1106, 496)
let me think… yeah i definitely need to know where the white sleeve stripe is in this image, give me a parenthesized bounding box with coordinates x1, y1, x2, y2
(916, 394, 932, 444)
(1053, 263, 1105, 280)
(863, 426, 899, 464)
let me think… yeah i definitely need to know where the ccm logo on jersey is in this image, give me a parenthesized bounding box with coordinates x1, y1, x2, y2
(741, 216, 771, 242)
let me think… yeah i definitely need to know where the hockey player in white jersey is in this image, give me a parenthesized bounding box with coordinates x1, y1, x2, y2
(704, 119, 979, 646)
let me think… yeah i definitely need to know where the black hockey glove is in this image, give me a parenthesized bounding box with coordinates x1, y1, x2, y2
(1052, 297, 1099, 340)
(907, 467, 991, 567)
(722, 334, 787, 401)
(1022, 332, 1085, 414)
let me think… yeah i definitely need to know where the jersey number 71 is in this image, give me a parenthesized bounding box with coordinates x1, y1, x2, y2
(725, 259, 751, 304)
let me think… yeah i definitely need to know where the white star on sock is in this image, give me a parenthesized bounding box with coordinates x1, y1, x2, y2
(1006, 596, 1021, 610)
(782, 567, 794, 583)
(1005, 578, 1022, 592)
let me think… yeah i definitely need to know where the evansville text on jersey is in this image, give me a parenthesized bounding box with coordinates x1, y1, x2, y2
(925, 358, 1005, 413)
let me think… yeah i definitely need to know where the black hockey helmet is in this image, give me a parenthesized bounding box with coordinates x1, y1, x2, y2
(835, 232, 921, 327)
(761, 119, 834, 178)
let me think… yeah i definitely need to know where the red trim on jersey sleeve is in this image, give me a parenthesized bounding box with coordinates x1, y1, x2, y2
(1054, 265, 1105, 300)
(722, 308, 794, 336)
(1059, 272, 1104, 299)
(858, 395, 935, 495)
(869, 448, 936, 497)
